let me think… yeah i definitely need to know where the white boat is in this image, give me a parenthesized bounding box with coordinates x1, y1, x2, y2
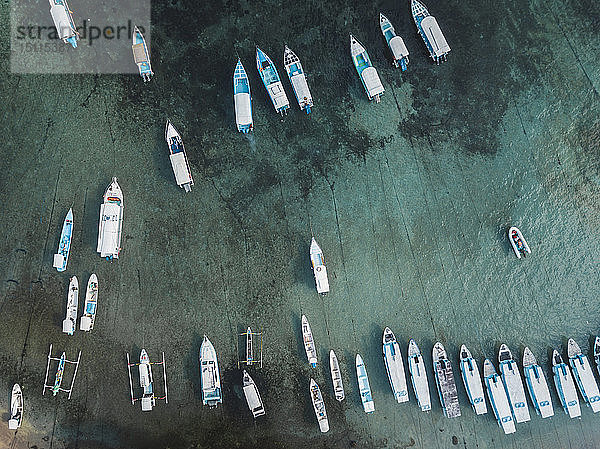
(283, 46, 313, 114)
(139, 349, 155, 411)
(356, 354, 375, 413)
(256, 47, 290, 115)
(310, 378, 329, 432)
(483, 359, 516, 434)
(552, 350, 581, 418)
(48, 0, 78, 48)
(97, 177, 124, 260)
(498, 344, 530, 423)
(382, 327, 409, 403)
(379, 13, 409, 70)
(79, 274, 98, 332)
(411, 0, 450, 64)
(132, 25, 153, 82)
(459, 345, 487, 415)
(8, 384, 23, 429)
(302, 315, 317, 367)
(53, 208, 73, 272)
(522, 347, 554, 418)
(62, 276, 78, 335)
(350, 35, 384, 102)
(200, 335, 222, 407)
(407, 339, 431, 411)
(165, 121, 194, 192)
(508, 226, 531, 259)
(329, 350, 345, 401)
(233, 59, 253, 133)
(568, 338, 600, 413)
(432, 342, 460, 418)
(242, 370, 265, 418)
(310, 238, 329, 294)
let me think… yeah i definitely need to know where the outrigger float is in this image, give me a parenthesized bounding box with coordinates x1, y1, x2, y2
(552, 349, 581, 418)
(310, 379, 329, 432)
(522, 347, 554, 418)
(43, 344, 81, 399)
(48, 0, 79, 48)
(379, 14, 409, 70)
(302, 315, 318, 367)
(242, 370, 265, 418)
(126, 349, 168, 411)
(283, 46, 313, 114)
(62, 276, 78, 335)
(8, 384, 23, 430)
(97, 177, 123, 260)
(310, 238, 329, 294)
(459, 345, 487, 415)
(498, 344, 530, 423)
(79, 274, 98, 332)
(329, 350, 345, 401)
(200, 335, 222, 407)
(411, 0, 450, 64)
(132, 25, 153, 82)
(567, 338, 600, 413)
(432, 342, 461, 418)
(356, 354, 375, 413)
(256, 47, 290, 115)
(382, 327, 409, 403)
(408, 339, 431, 411)
(165, 120, 194, 192)
(53, 208, 73, 272)
(350, 35, 384, 103)
(508, 226, 531, 258)
(233, 59, 253, 133)
(238, 326, 263, 368)
(483, 359, 516, 435)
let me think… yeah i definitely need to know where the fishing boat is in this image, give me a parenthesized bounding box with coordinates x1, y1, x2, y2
(256, 47, 289, 115)
(356, 354, 375, 413)
(379, 13, 410, 70)
(8, 384, 23, 429)
(407, 339, 431, 411)
(432, 342, 460, 418)
(79, 274, 98, 331)
(200, 335, 222, 407)
(410, 0, 450, 64)
(594, 336, 600, 377)
(310, 379, 329, 432)
(242, 370, 265, 417)
(310, 238, 329, 294)
(302, 315, 318, 367)
(498, 344, 530, 423)
(552, 349, 581, 418)
(283, 46, 313, 114)
(522, 347, 554, 418)
(97, 177, 123, 260)
(53, 352, 66, 396)
(165, 120, 194, 192)
(382, 327, 409, 403)
(53, 208, 73, 272)
(508, 226, 531, 259)
(329, 350, 345, 401)
(233, 59, 253, 133)
(483, 359, 516, 434)
(49, 0, 79, 48)
(350, 35, 384, 102)
(459, 345, 487, 415)
(62, 276, 78, 335)
(132, 25, 153, 81)
(139, 349, 155, 411)
(568, 338, 600, 413)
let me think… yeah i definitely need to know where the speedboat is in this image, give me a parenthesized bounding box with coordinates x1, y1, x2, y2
(379, 13, 409, 70)
(62, 276, 78, 335)
(200, 335, 222, 407)
(283, 46, 313, 113)
(329, 350, 345, 401)
(356, 354, 375, 413)
(522, 347, 554, 418)
(243, 370, 265, 417)
(233, 59, 253, 133)
(382, 327, 409, 403)
(350, 35, 384, 102)
(256, 47, 289, 115)
(8, 384, 23, 429)
(483, 359, 516, 434)
(568, 338, 600, 413)
(97, 177, 123, 260)
(53, 208, 73, 272)
(410, 0, 450, 64)
(408, 339, 431, 411)
(310, 379, 329, 432)
(498, 344, 530, 423)
(302, 315, 318, 367)
(508, 226, 531, 258)
(165, 120, 194, 192)
(139, 349, 155, 411)
(459, 345, 487, 415)
(432, 342, 460, 418)
(132, 25, 153, 81)
(310, 238, 329, 294)
(552, 349, 581, 418)
(48, 0, 78, 48)
(79, 274, 98, 332)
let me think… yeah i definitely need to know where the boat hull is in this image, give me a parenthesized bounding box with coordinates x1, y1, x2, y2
(234, 60, 253, 132)
(8, 384, 23, 429)
(508, 226, 531, 258)
(568, 339, 600, 413)
(53, 208, 73, 272)
(356, 354, 375, 413)
(256, 47, 290, 114)
(80, 274, 98, 331)
(383, 328, 409, 403)
(200, 336, 222, 407)
(97, 178, 123, 260)
(62, 276, 78, 335)
(484, 366, 516, 434)
(302, 315, 318, 367)
(408, 339, 431, 411)
(459, 355, 488, 415)
(350, 35, 384, 102)
(243, 371, 265, 417)
(553, 352, 581, 418)
(329, 350, 345, 401)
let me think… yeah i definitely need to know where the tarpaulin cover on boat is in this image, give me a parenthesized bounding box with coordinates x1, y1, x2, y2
(362, 67, 385, 98)
(422, 16, 450, 57)
(234, 93, 252, 127)
(169, 152, 192, 187)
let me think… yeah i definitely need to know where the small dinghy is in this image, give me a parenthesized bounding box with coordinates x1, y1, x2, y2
(139, 349, 155, 411)
(408, 339, 431, 411)
(79, 274, 98, 332)
(62, 276, 78, 335)
(97, 177, 124, 260)
(552, 349, 581, 418)
(379, 13, 409, 70)
(310, 238, 329, 294)
(522, 347, 554, 418)
(350, 35, 384, 103)
(243, 370, 265, 417)
(302, 315, 318, 367)
(200, 335, 222, 407)
(310, 379, 329, 432)
(459, 345, 487, 415)
(411, 0, 450, 64)
(356, 354, 375, 413)
(498, 344, 530, 423)
(283, 46, 313, 114)
(508, 226, 530, 258)
(132, 25, 153, 82)
(256, 47, 290, 115)
(594, 336, 600, 377)
(483, 359, 516, 434)
(48, 0, 79, 48)
(53, 208, 73, 272)
(329, 350, 345, 401)
(233, 59, 253, 133)
(8, 384, 23, 429)
(382, 327, 409, 403)
(165, 120, 194, 192)
(568, 338, 600, 413)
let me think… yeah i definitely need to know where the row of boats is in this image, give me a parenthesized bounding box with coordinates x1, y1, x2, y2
(61, 275, 98, 334)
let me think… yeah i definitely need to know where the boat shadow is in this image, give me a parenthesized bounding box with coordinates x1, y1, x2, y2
(184, 334, 204, 401)
(294, 240, 315, 292)
(80, 182, 106, 255)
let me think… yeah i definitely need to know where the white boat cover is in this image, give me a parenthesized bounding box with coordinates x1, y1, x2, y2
(314, 265, 329, 294)
(421, 16, 450, 57)
(389, 36, 409, 59)
(80, 316, 92, 331)
(234, 93, 252, 127)
(53, 253, 65, 268)
(49, 5, 76, 40)
(169, 152, 192, 187)
(97, 203, 122, 258)
(290, 74, 312, 104)
(268, 82, 289, 111)
(243, 384, 263, 415)
(141, 396, 153, 411)
(361, 67, 384, 98)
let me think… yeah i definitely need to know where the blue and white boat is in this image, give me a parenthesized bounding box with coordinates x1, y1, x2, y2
(382, 327, 409, 403)
(522, 347, 554, 418)
(310, 238, 329, 294)
(132, 25, 153, 82)
(407, 339, 431, 411)
(139, 349, 155, 411)
(233, 59, 253, 133)
(432, 342, 460, 418)
(350, 35, 384, 103)
(568, 338, 600, 413)
(53, 208, 73, 272)
(165, 120, 194, 192)
(256, 47, 289, 115)
(411, 0, 450, 64)
(498, 344, 530, 423)
(283, 46, 313, 114)
(459, 345, 487, 415)
(552, 349, 581, 418)
(200, 335, 222, 407)
(79, 274, 98, 332)
(483, 359, 516, 435)
(49, 0, 79, 48)
(62, 276, 78, 335)
(356, 353, 374, 413)
(379, 13, 409, 71)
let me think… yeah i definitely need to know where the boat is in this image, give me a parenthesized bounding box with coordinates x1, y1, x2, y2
(522, 347, 554, 418)
(410, 0, 450, 64)
(568, 338, 600, 413)
(233, 59, 253, 133)
(594, 336, 600, 377)
(139, 349, 155, 411)
(310, 238, 329, 294)
(62, 276, 78, 335)
(256, 47, 289, 115)
(552, 349, 581, 418)
(302, 315, 318, 367)
(283, 46, 313, 114)
(53, 208, 73, 272)
(79, 274, 98, 331)
(165, 120, 194, 192)
(459, 345, 487, 415)
(379, 13, 410, 70)
(132, 25, 153, 82)
(508, 226, 531, 258)
(356, 354, 375, 413)
(245, 327, 254, 365)
(432, 342, 461, 418)
(48, 0, 78, 48)
(242, 370, 265, 417)
(498, 344, 530, 423)
(8, 384, 23, 429)
(97, 177, 124, 260)
(329, 350, 345, 401)
(483, 359, 516, 434)
(310, 379, 329, 432)
(350, 35, 384, 103)
(407, 339, 431, 411)
(53, 352, 66, 396)
(382, 327, 409, 403)
(200, 335, 222, 407)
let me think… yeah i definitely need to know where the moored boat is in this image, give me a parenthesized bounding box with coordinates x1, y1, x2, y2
(139, 349, 155, 411)
(256, 47, 289, 115)
(350, 35, 384, 102)
(310, 238, 329, 294)
(594, 336, 600, 377)
(200, 335, 222, 407)
(498, 344, 530, 423)
(53, 352, 66, 396)
(356, 354, 375, 413)
(79, 274, 98, 332)
(379, 13, 410, 70)
(8, 384, 23, 429)
(408, 339, 431, 411)
(283, 46, 313, 114)
(302, 315, 318, 367)
(329, 350, 345, 401)
(483, 359, 516, 434)
(97, 177, 123, 260)
(48, 0, 79, 48)
(552, 349, 581, 418)
(410, 0, 450, 64)
(508, 226, 531, 258)
(432, 342, 460, 418)
(62, 276, 78, 335)
(132, 25, 153, 82)
(234, 59, 253, 133)
(165, 120, 194, 192)
(522, 347, 554, 418)
(53, 208, 73, 272)
(568, 338, 600, 413)
(243, 370, 265, 417)
(310, 379, 329, 432)
(459, 345, 487, 415)
(382, 327, 409, 403)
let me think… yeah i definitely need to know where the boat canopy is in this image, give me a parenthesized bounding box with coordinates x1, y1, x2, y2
(389, 36, 409, 59)
(314, 265, 329, 294)
(97, 203, 122, 258)
(234, 93, 252, 127)
(50, 4, 76, 40)
(243, 384, 263, 413)
(290, 74, 312, 105)
(421, 16, 450, 57)
(268, 83, 289, 112)
(169, 152, 192, 187)
(362, 67, 384, 98)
